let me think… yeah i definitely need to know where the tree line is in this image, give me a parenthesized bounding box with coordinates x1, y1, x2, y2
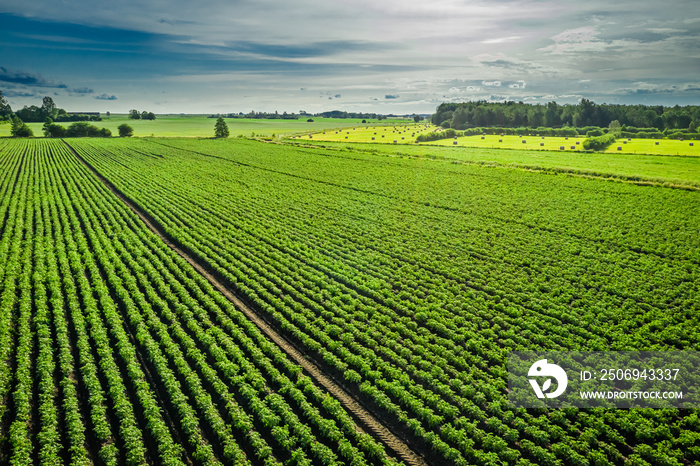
(0, 92, 101, 123)
(129, 109, 156, 120)
(432, 99, 700, 132)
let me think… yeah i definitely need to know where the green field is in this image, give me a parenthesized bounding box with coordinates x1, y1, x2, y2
(307, 124, 700, 157)
(0, 115, 408, 138)
(1, 136, 700, 465)
(294, 140, 700, 189)
(604, 137, 700, 156)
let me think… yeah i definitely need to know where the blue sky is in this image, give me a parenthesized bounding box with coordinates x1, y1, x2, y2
(1, 0, 699, 113)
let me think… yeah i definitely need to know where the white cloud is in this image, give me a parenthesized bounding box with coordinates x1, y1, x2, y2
(481, 35, 521, 44)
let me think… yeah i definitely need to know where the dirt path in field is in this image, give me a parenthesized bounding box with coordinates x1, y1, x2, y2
(63, 140, 429, 466)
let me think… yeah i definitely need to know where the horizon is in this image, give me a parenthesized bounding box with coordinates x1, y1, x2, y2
(1, 0, 699, 114)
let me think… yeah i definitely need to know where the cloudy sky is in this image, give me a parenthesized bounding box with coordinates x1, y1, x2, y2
(1, 0, 699, 114)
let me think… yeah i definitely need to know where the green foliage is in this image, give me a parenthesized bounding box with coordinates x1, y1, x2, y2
(433, 99, 700, 131)
(583, 133, 616, 151)
(65, 121, 111, 137)
(0, 90, 12, 119)
(416, 128, 457, 142)
(11, 116, 33, 137)
(67, 136, 700, 466)
(118, 123, 134, 137)
(43, 118, 67, 138)
(129, 109, 141, 120)
(214, 117, 229, 138)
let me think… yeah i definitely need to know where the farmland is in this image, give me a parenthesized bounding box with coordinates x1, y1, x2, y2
(54, 136, 700, 465)
(292, 140, 700, 189)
(0, 136, 699, 465)
(306, 124, 700, 157)
(0, 116, 407, 139)
(0, 139, 399, 466)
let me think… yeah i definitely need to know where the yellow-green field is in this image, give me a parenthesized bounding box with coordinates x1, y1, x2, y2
(289, 122, 435, 142)
(604, 137, 700, 156)
(306, 124, 700, 156)
(428, 134, 587, 152)
(0, 114, 409, 138)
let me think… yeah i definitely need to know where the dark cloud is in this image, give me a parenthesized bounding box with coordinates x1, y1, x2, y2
(71, 87, 94, 94)
(481, 60, 522, 69)
(219, 39, 391, 60)
(158, 18, 196, 26)
(0, 67, 68, 88)
(385, 94, 399, 99)
(2, 90, 42, 98)
(95, 93, 117, 100)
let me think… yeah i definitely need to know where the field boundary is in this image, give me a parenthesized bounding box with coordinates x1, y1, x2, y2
(62, 139, 430, 466)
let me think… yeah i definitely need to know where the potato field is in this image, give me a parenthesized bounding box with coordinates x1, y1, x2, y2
(0, 138, 698, 465)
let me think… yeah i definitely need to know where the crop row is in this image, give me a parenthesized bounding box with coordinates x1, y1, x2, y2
(69, 138, 700, 465)
(0, 139, 396, 465)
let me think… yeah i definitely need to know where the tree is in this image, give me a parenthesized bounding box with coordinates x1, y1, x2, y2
(41, 96, 57, 119)
(214, 117, 229, 138)
(129, 109, 141, 120)
(11, 116, 33, 137)
(43, 117, 54, 137)
(141, 110, 148, 120)
(413, 115, 422, 123)
(608, 120, 621, 136)
(118, 123, 134, 137)
(0, 90, 12, 120)
(106, 111, 111, 119)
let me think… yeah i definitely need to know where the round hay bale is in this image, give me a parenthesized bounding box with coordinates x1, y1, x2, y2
(560, 146, 565, 150)
(655, 141, 659, 145)
(453, 141, 457, 145)
(540, 143, 544, 146)
(617, 146, 622, 150)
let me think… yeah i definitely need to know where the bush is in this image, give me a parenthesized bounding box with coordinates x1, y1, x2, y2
(44, 123, 66, 138)
(416, 128, 457, 142)
(118, 124, 134, 137)
(582, 133, 616, 151)
(66, 122, 111, 137)
(11, 116, 33, 137)
(586, 129, 604, 137)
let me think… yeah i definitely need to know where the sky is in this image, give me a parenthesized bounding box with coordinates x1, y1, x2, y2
(1, 0, 699, 114)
